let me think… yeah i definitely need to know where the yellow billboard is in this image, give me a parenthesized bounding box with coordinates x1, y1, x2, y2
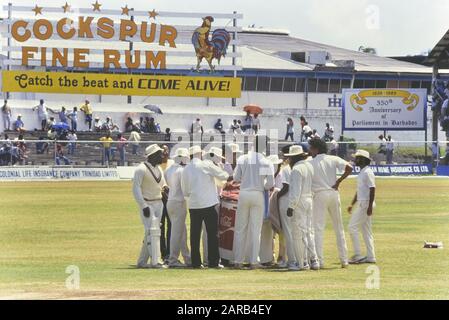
(2, 71, 242, 98)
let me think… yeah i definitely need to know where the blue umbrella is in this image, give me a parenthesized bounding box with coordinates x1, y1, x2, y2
(52, 122, 70, 131)
(144, 104, 163, 115)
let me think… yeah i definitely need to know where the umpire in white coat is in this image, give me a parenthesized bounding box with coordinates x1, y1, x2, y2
(181, 146, 229, 269)
(233, 135, 275, 269)
(308, 138, 353, 269)
(133, 144, 168, 269)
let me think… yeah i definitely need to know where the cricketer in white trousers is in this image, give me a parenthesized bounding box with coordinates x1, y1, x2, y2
(233, 190, 265, 265)
(348, 201, 376, 261)
(137, 200, 163, 267)
(279, 195, 295, 263)
(288, 159, 318, 266)
(313, 190, 348, 265)
(166, 200, 191, 265)
(290, 197, 318, 266)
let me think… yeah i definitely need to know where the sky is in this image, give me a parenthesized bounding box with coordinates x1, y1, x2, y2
(1, 0, 448, 56)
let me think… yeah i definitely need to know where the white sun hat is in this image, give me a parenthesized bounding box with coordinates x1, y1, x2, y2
(145, 144, 163, 157)
(207, 146, 225, 159)
(227, 143, 243, 154)
(284, 145, 307, 157)
(174, 148, 189, 159)
(189, 145, 203, 156)
(267, 155, 283, 165)
(352, 149, 372, 161)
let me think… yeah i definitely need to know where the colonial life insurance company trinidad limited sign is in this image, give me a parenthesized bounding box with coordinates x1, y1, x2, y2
(0, 2, 242, 98)
(342, 89, 427, 131)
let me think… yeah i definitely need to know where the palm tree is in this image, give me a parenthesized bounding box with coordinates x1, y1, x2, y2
(358, 46, 377, 55)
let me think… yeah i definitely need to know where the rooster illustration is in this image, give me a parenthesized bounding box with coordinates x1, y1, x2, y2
(192, 16, 231, 72)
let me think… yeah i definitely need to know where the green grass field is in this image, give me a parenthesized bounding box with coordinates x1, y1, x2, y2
(1, 178, 449, 300)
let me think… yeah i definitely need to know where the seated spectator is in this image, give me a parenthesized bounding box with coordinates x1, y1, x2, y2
(13, 115, 26, 133)
(147, 117, 161, 133)
(36, 135, 50, 155)
(48, 128, 57, 140)
(94, 117, 102, 132)
(55, 143, 70, 165)
(46, 117, 56, 131)
(128, 129, 141, 155)
(2, 133, 12, 148)
(67, 130, 77, 155)
(125, 117, 134, 132)
(138, 117, 146, 133)
(230, 119, 242, 134)
(14, 135, 27, 164)
(102, 117, 120, 132)
(165, 128, 171, 141)
(311, 129, 320, 140)
(214, 118, 225, 134)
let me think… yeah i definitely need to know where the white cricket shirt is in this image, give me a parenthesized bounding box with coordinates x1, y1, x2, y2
(311, 154, 351, 193)
(165, 163, 185, 202)
(357, 166, 376, 201)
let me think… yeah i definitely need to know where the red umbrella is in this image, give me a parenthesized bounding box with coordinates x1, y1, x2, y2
(243, 104, 263, 115)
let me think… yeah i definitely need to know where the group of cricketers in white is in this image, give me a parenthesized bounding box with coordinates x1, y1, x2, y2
(132, 136, 377, 270)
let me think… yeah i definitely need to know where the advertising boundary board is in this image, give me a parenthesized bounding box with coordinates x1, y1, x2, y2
(436, 165, 449, 176)
(0, 167, 123, 181)
(352, 164, 433, 176)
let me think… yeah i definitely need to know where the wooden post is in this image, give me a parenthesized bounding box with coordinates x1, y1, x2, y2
(432, 64, 439, 163)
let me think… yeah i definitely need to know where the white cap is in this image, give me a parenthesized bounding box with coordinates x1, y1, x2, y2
(189, 145, 203, 156)
(267, 155, 283, 165)
(174, 148, 189, 158)
(207, 146, 225, 159)
(284, 145, 307, 157)
(227, 143, 243, 154)
(352, 149, 372, 161)
(145, 144, 163, 157)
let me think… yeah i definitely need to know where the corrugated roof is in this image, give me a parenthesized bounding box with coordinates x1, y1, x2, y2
(238, 32, 430, 73)
(425, 29, 449, 68)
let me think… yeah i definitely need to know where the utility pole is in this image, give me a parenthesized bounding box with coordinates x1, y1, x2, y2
(127, 11, 135, 105)
(232, 11, 237, 107)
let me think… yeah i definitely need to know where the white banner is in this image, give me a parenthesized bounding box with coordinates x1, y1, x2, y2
(0, 167, 122, 181)
(342, 89, 427, 131)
